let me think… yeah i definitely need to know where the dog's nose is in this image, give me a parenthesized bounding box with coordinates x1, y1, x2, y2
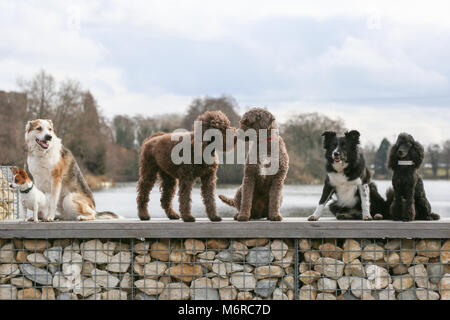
(333, 151, 340, 157)
(45, 134, 52, 141)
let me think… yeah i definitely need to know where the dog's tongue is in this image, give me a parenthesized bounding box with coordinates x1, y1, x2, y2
(334, 157, 341, 163)
(37, 139, 49, 149)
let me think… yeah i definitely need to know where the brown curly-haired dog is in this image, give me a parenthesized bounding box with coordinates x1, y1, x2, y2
(137, 111, 236, 222)
(218, 108, 289, 221)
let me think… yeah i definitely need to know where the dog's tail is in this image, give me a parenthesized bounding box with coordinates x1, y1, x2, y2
(368, 183, 391, 219)
(95, 211, 124, 219)
(386, 187, 395, 207)
(218, 195, 236, 208)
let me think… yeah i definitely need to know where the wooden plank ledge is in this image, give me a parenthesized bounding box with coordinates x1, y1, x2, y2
(0, 218, 449, 239)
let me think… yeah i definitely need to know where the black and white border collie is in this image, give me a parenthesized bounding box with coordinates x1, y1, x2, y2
(308, 130, 388, 221)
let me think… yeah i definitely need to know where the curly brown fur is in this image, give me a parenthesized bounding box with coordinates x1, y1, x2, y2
(137, 111, 235, 222)
(218, 108, 289, 221)
(387, 133, 440, 221)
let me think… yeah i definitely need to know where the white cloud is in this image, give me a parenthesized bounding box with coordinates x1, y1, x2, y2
(273, 101, 450, 145)
(0, 1, 449, 145)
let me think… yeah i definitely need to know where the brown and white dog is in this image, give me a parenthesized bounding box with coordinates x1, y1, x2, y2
(25, 119, 119, 221)
(9, 167, 49, 222)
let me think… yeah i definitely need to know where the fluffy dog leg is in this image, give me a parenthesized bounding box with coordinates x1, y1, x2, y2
(308, 183, 334, 221)
(159, 171, 180, 220)
(136, 155, 158, 221)
(179, 179, 195, 222)
(63, 193, 96, 221)
(235, 176, 255, 221)
(49, 178, 62, 221)
(31, 202, 39, 223)
(201, 173, 221, 222)
(358, 183, 372, 221)
(268, 181, 283, 221)
(390, 198, 403, 221)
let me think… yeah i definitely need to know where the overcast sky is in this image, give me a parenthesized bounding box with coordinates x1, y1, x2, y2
(1, 1, 449, 145)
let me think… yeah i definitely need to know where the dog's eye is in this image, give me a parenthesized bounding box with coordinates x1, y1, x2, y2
(37, 127, 42, 131)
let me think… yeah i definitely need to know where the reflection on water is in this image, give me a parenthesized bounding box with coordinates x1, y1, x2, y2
(94, 180, 450, 219)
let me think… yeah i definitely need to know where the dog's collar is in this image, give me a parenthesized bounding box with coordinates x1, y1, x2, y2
(398, 160, 414, 166)
(20, 183, 33, 194)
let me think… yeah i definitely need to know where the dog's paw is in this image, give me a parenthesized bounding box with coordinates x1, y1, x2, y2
(269, 215, 283, 221)
(373, 213, 383, 220)
(182, 215, 196, 222)
(76, 216, 93, 221)
(336, 213, 355, 220)
(430, 213, 440, 221)
(138, 209, 151, 221)
(209, 215, 222, 222)
(235, 214, 249, 222)
(167, 211, 180, 220)
(363, 215, 373, 221)
(307, 215, 319, 221)
(42, 217, 54, 222)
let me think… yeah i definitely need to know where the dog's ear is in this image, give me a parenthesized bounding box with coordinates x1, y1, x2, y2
(261, 112, 276, 129)
(240, 112, 257, 127)
(25, 121, 33, 133)
(321, 131, 336, 149)
(345, 130, 361, 145)
(410, 138, 425, 169)
(10, 167, 19, 175)
(18, 168, 28, 179)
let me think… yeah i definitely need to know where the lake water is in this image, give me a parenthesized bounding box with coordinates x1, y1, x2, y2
(94, 180, 450, 219)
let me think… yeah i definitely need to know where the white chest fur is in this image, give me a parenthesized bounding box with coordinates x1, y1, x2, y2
(328, 172, 361, 207)
(27, 142, 62, 194)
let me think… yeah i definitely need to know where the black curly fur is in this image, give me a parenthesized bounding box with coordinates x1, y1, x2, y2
(387, 133, 440, 221)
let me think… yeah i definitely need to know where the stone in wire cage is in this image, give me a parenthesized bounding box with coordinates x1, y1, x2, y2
(0, 166, 19, 220)
(0, 238, 448, 300)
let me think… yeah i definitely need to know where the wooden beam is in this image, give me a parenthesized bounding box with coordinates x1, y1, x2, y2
(0, 218, 448, 239)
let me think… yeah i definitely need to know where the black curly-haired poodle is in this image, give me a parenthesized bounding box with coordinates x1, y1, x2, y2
(387, 133, 440, 221)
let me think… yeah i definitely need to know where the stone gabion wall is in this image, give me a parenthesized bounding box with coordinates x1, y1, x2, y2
(0, 168, 16, 220)
(298, 238, 449, 300)
(0, 238, 449, 300)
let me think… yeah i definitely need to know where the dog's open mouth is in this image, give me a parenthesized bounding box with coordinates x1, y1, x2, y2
(333, 157, 341, 163)
(36, 138, 49, 149)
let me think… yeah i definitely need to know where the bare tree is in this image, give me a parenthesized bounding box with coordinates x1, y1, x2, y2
(282, 113, 345, 183)
(182, 95, 240, 129)
(17, 69, 56, 119)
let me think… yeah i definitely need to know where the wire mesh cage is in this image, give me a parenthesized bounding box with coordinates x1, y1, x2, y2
(0, 238, 296, 300)
(0, 166, 19, 220)
(297, 238, 449, 300)
(0, 237, 448, 300)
